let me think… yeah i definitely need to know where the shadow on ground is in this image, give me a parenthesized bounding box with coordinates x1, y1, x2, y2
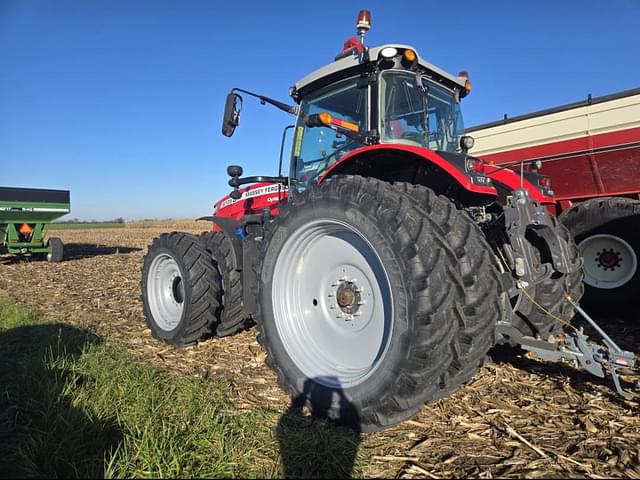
(59, 243, 142, 260)
(0, 243, 141, 264)
(276, 378, 362, 478)
(0, 322, 121, 478)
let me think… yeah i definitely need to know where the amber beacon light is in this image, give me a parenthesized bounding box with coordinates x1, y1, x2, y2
(356, 10, 372, 44)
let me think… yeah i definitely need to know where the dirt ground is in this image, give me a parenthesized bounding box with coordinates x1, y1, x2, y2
(1, 221, 639, 478)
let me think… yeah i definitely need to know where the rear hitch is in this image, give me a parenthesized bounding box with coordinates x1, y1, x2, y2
(517, 294, 637, 399)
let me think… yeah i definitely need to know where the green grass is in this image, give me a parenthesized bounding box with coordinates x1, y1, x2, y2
(49, 222, 125, 230)
(0, 301, 365, 478)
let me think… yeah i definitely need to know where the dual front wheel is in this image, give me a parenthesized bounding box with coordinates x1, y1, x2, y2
(141, 231, 248, 346)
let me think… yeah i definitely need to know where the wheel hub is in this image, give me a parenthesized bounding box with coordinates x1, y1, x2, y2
(335, 280, 362, 314)
(596, 248, 622, 270)
(578, 233, 638, 289)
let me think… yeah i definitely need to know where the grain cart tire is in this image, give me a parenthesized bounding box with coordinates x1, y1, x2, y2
(199, 231, 250, 337)
(510, 224, 584, 339)
(560, 197, 640, 315)
(141, 232, 220, 346)
(256, 175, 501, 432)
(46, 237, 64, 262)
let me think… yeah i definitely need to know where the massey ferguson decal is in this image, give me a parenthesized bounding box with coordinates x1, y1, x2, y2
(216, 183, 289, 210)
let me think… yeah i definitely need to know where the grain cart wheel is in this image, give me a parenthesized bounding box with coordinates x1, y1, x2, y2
(141, 232, 220, 346)
(46, 237, 64, 262)
(560, 197, 640, 316)
(509, 224, 584, 340)
(256, 176, 501, 432)
(199, 231, 250, 336)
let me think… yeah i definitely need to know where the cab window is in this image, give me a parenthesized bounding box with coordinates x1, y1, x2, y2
(292, 79, 367, 190)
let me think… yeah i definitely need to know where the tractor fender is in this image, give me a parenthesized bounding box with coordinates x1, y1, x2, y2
(318, 144, 497, 196)
(484, 166, 554, 204)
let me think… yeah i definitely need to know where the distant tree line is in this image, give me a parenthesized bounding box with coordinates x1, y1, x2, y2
(56, 217, 126, 224)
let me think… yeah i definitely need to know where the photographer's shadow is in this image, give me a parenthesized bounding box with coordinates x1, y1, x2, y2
(276, 378, 362, 478)
(0, 321, 122, 477)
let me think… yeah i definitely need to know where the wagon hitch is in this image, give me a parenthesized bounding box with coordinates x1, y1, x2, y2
(515, 294, 637, 399)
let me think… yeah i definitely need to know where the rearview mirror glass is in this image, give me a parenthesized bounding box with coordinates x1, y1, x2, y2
(222, 92, 242, 137)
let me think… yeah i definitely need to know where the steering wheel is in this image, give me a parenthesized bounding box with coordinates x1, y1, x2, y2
(400, 131, 426, 145)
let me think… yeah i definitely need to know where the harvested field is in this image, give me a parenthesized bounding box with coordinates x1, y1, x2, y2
(1, 220, 639, 478)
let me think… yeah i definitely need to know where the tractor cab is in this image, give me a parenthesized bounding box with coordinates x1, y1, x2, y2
(288, 41, 473, 190)
(218, 11, 491, 207)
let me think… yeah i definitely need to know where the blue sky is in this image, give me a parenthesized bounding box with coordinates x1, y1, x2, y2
(2, 0, 638, 220)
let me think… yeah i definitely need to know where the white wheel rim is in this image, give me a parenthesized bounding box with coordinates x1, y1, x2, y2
(147, 253, 185, 331)
(271, 219, 394, 389)
(578, 234, 637, 289)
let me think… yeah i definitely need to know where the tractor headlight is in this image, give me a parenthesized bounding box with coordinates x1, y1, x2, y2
(380, 47, 398, 59)
(460, 135, 475, 151)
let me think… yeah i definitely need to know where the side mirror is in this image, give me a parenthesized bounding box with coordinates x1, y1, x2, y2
(222, 92, 242, 137)
(227, 165, 243, 177)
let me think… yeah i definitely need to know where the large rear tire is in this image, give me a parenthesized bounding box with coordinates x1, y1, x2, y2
(560, 197, 640, 316)
(141, 232, 221, 346)
(390, 183, 583, 341)
(388, 182, 506, 397)
(256, 176, 501, 432)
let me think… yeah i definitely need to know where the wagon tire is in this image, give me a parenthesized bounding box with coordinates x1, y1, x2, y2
(141, 232, 220, 346)
(560, 197, 640, 315)
(255, 176, 501, 432)
(46, 237, 64, 262)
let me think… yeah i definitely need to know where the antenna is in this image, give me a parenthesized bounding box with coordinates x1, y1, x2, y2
(356, 10, 372, 46)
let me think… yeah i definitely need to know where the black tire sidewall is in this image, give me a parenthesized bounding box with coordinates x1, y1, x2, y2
(47, 237, 64, 262)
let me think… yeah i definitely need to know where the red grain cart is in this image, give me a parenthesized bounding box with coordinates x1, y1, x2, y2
(468, 88, 640, 314)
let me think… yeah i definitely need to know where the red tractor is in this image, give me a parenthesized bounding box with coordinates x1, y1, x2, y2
(141, 12, 592, 431)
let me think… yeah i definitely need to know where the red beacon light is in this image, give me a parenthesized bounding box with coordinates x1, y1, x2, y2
(335, 37, 365, 60)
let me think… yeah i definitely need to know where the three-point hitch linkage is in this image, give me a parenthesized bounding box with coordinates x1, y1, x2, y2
(512, 290, 637, 399)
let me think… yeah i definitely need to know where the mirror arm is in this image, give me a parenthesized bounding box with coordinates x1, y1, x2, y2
(227, 175, 288, 200)
(228, 175, 289, 188)
(231, 88, 298, 115)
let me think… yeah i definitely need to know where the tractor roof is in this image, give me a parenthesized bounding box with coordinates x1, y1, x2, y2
(292, 44, 467, 101)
